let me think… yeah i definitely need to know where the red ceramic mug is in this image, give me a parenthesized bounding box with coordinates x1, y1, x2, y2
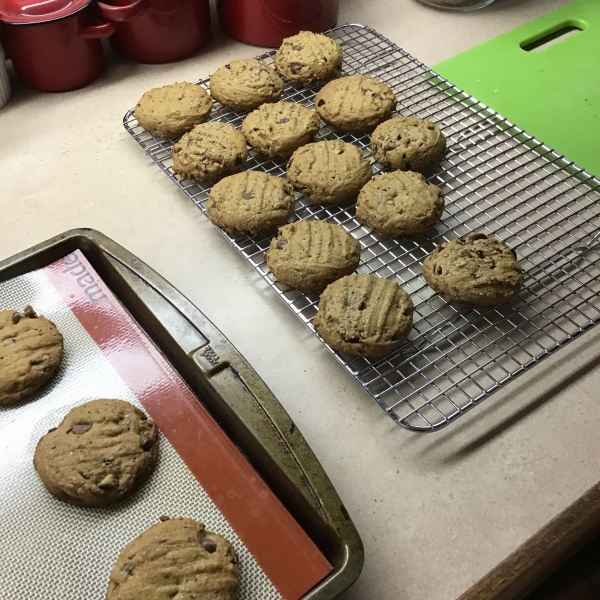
(0, 0, 114, 92)
(217, 0, 339, 47)
(97, 0, 211, 63)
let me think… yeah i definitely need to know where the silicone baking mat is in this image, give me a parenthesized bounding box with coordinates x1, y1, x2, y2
(0, 251, 331, 600)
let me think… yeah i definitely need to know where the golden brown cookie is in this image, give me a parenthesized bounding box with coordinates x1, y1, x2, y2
(286, 140, 372, 204)
(206, 171, 296, 235)
(422, 232, 524, 305)
(0, 306, 63, 406)
(106, 517, 239, 600)
(135, 82, 213, 138)
(34, 399, 159, 507)
(266, 221, 361, 291)
(370, 117, 446, 171)
(241, 102, 321, 158)
(171, 122, 248, 182)
(274, 31, 343, 85)
(356, 171, 444, 237)
(314, 75, 397, 132)
(314, 274, 414, 357)
(210, 59, 284, 111)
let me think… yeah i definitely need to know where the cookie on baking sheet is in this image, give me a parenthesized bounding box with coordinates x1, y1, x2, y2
(135, 82, 213, 139)
(266, 221, 361, 291)
(274, 31, 343, 85)
(370, 116, 446, 172)
(422, 232, 524, 305)
(210, 59, 284, 111)
(241, 102, 321, 158)
(206, 171, 296, 235)
(0, 306, 63, 406)
(286, 140, 372, 204)
(34, 399, 159, 507)
(314, 75, 397, 132)
(356, 171, 444, 237)
(106, 517, 239, 600)
(171, 122, 248, 182)
(314, 274, 414, 357)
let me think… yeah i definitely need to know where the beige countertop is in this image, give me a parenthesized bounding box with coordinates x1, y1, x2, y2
(2, 0, 599, 598)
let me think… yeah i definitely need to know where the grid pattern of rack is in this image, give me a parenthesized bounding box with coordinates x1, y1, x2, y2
(123, 24, 600, 432)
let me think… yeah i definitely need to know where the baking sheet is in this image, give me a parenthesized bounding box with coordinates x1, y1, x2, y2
(0, 250, 331, 600)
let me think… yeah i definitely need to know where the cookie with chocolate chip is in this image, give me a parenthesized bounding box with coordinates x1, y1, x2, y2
(266, 220, 361, 291)
(210, 59, 284, 111)
(422, 232, 523, 305)
(106, 518, 238, 600)
(274, 31, 343, 85)
(135, 82, 213, 139)
(315, 75, 397, 132)
(370, 117, 446, 171)
(206, 171, 296, 235)
(241, 101, 321, 158)
(314, 274, 414, 357)
(34, 399, 159, 507)
(0, 306, 63, 406)
(171, 122, 248, 182)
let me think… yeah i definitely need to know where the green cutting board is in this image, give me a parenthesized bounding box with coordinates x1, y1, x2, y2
(434, 0, 600, 177)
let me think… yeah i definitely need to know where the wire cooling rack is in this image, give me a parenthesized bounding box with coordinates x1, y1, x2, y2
(123, 24, 600, 432)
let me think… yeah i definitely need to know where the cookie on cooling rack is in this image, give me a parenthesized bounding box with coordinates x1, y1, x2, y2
(106, 518, 238, 600)
(0, 306, 63, 406)
(171, 122, 248, 182)
(34, 399, 159, 507)
(135, 82, 213, 139)
(314, 274, 414, 357)
(357, 171, 444, 237)
(241, 102, 321, 158)
(422, 232, 524, 305)
(274, 31, 343, 85)
(314, 75, 397, 132)
(266, 221, 361, 291)
(286, 140, 372, 204)
(210, 59, 284, 111)
(206, 171, 296, 235)
(370, 116, 446, 171)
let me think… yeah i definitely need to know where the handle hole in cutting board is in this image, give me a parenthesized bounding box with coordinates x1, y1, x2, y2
(521, 23, 583, 53)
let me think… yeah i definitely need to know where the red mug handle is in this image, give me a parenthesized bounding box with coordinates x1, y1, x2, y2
(79, 20, 115, 38)
(97, 0, 149, 23)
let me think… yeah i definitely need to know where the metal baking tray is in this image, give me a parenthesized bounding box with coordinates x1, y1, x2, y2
(0, 228, 363, 599)
(123, 24, 600, 432)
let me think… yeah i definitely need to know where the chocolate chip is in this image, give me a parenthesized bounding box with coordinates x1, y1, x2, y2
(383, 145, 393, 152)
(159, 515, 171, 522)
(290, 63, 302, 74)
(317, 99, 325, 107)
(225, 64, 231, 70)
(23, 306, 37, 318)
(435, 243, 446, 252)
(348, 337, 360, 344)
(466, 232, 487, 241)
(203, 155, 220, 164)
(72, 423, 91, 435)
(358, 302, 367, 310)
(11, 312, 21, 324)
(277, 117, 289, 124)
(276, 240, 288, 249)
(337, 148, 344, 154)
(374, 94, 383, 101)
(140, 434, 154, 451)
(292, 45, 303, 51)
(48, 427, 57, 433)
(201, 538, 217, 553)
(242, 192, 255, 200)
(103, 459, 112, 466)
(436, 267, 442, 275)
(123, 564, 134, 575)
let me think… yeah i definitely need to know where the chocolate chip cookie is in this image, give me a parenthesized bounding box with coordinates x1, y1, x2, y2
(210, 59, 284, 111)
(357, 171, 444, 237)
(274, 31, 343, 85)
(34, 399, 159, 507)
(266, 221, 361, 291)
(422, 232, 524, 305)
(314, 274, 414, 357)
(0, 306, 63, 406)
(286, 140, 372, 204)
(206, 171, 296, 235)
(135, 82, 213, 139)
(241, 101, 321, 158)
(370, 117, 446, 171)
(171, 122, 248, 182)
(314, 75, 397, 132)
(106, 517, 239, 600)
